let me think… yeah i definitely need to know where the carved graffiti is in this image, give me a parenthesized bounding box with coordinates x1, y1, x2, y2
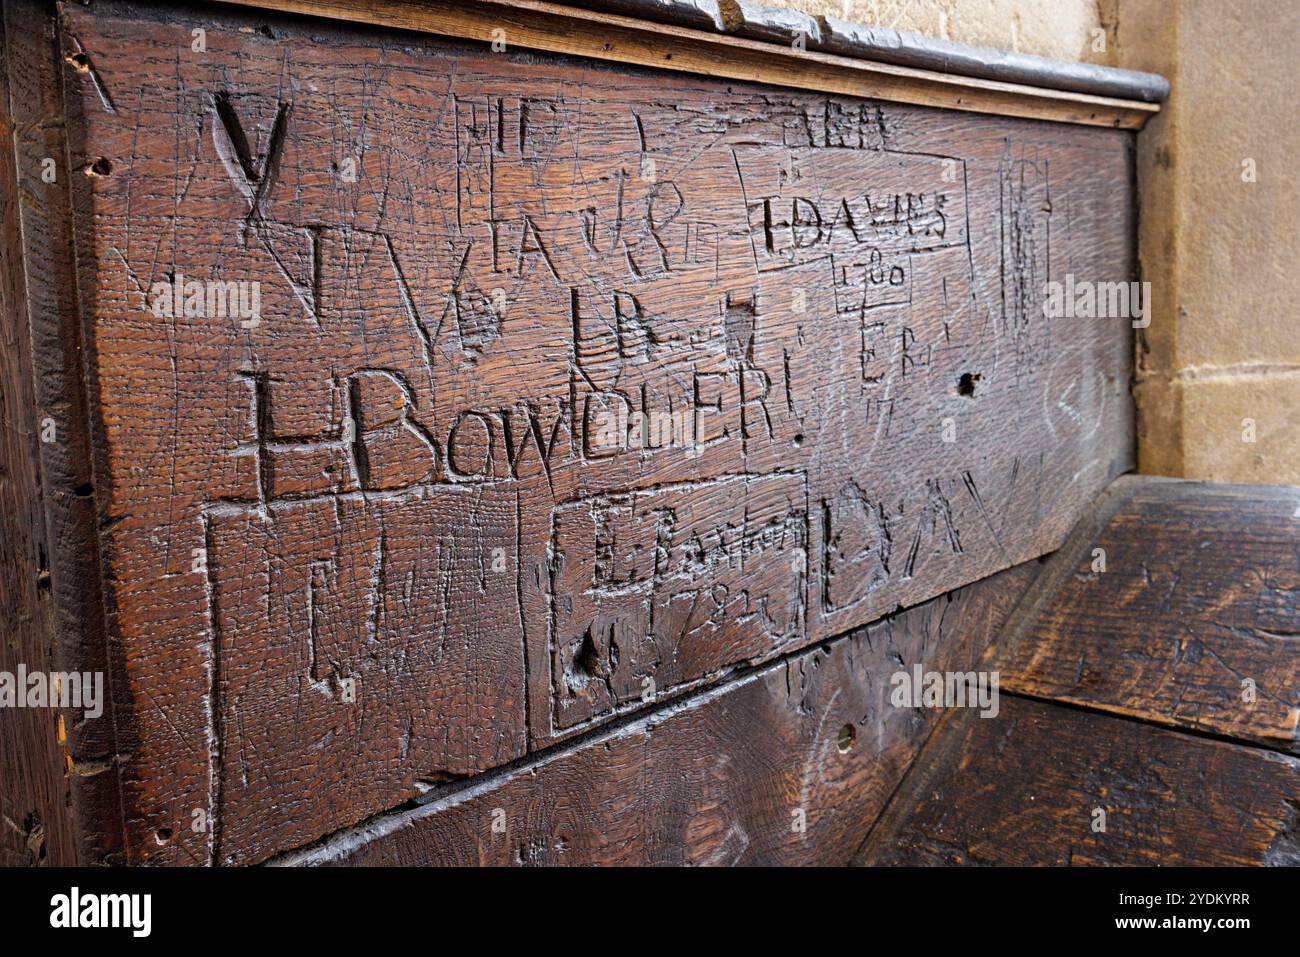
(71, 3, 1132, 863)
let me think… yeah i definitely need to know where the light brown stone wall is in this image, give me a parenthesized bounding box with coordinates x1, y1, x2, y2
(777, 0, 1111, 62)
(1116, 1, 1300, 484)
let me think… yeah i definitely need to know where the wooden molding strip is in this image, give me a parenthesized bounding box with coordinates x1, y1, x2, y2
(210, 0, 1160, 129)
(573, 0, 1169, 104)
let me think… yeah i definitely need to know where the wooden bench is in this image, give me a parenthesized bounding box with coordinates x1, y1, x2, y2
(12, 0, 1267, 868)
(859, 478, 1300, 866)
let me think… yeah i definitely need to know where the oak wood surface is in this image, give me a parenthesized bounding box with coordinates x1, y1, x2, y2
(5, 0, 1137, 864)
(0, 0, 126, 865)
(993, 477, 1300, 752)
(211, 0, 1161, 129)
(284, 562, 1039, 865)
(856, 694, 1300, 866)
(0, 2, 73, 866)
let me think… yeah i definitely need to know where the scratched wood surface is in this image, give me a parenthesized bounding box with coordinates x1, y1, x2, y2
(0, 4, 73, 866)
(856, 694, 1300, 866)
(281, 562, 1038, 865)
(1, 0, 126, 865)
(991, 477, 1300, 752)
(13, 0, 1136, 864)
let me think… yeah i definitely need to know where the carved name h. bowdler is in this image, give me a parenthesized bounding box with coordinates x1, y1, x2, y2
(61, 1, 1133, 863)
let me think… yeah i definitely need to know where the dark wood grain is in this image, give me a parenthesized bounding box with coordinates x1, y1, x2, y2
(281, 562, 1038, 865)
(993, 476, 1300, 752)
(857, 693, 1300, 866)
(0, 1, 72, 867)
(3, 0, 1138, 864)
(0, 0, 126, 866)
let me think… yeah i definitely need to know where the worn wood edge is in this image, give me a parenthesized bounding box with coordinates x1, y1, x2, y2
(268, 665, 774, 865)
(207, 0, 1159, 129)
(0, 0, 74, 866)
(985, 474, 1291, 683)
(809, 11, 1167, 104)
(1, 0, 128, 865)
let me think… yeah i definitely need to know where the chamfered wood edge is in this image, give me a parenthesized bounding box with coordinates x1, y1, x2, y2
(0, 0, 129, 865)
(206, 0, 1160, 129)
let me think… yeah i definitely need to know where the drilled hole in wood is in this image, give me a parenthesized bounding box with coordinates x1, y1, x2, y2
(87, 157, 113, 177)
(66, 52, 90, 72)
(155, 827, 172, 845)
(837, 723, 856, 753)
(563, 626, 605, 694)
(957, 371, 981, 397)
(575, 631, 600, 678)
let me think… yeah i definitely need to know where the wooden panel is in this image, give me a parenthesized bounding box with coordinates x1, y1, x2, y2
(857, 694, 1300, 866)
(47, 0, 1135, 864)
(281, 562, 1038, 865)
(994, 477, 1300, 751)
(0, 2, 72, 867)
(0, 0, 125, 866)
